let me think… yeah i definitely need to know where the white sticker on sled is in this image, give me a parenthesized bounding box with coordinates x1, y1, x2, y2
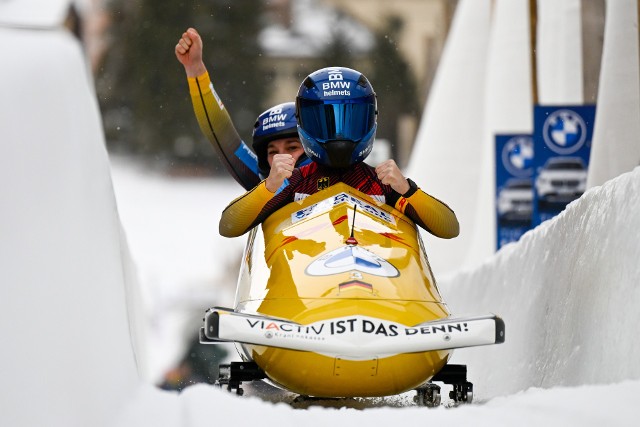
(306, 245, 399, 277)
(292, 192, 395, 225)
(211, 311, 501, 359)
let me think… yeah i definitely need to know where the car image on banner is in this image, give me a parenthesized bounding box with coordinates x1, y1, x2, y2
(497, 178, 533, 223)
(533, 105, 596, 225)
(535, 157, 588, 207)
(495, 135, 534, 250)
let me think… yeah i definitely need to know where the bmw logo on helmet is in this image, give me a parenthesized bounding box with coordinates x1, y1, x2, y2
(252, 102, 301, 177)
(296, 67, 378, 169)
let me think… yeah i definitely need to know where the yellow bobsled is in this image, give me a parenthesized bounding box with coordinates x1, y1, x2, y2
(201, 183, 504, 405)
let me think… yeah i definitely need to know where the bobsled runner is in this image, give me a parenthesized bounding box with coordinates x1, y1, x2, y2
(201, 183, 504, 406)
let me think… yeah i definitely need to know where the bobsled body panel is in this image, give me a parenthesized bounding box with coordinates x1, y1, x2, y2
(236, 183, 444, 307)
(228, 184, 465, 397)
(250, 346, 449, 397)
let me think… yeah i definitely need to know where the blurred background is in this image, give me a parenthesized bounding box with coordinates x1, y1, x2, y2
(71, 0, 461, 172)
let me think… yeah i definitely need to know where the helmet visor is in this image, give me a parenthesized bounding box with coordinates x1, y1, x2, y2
(297, 96, 376, 143)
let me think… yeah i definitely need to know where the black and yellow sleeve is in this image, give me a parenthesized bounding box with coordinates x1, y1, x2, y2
(219, 181, 275, 237)
(188, 72, 261, 190)
(393, 179, 460, 239)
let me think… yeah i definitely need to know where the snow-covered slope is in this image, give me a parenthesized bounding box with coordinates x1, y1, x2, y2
(0, 0, 70, 28)
(443, 167, 640, 397)
(0, 24, 139, 427)
(587, 0, 640, 187)
(405, 0, 492, 277)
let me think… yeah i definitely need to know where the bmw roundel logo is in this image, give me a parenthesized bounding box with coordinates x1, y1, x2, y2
(542, 109, 587, 155)
(501, 136, 533, 177)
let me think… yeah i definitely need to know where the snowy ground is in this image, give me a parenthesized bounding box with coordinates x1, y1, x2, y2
(116, 380, 639, 427)
(108, 156, 245, 382)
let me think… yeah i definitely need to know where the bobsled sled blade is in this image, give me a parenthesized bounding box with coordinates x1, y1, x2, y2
(201, 308, 505, 358)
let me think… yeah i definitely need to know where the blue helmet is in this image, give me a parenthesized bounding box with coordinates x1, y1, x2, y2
(296, 66, 377, 168)
(252, 102, 302, 176)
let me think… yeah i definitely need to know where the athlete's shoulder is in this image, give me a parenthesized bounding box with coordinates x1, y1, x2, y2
(299, 161, 318, 177)
(359, 161, 375, 172)
(356, 161, 378, 180)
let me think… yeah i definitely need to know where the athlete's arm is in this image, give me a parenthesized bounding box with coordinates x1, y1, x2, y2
(219, 167, 301, 237)
(392, 181, 460, 239)
(375, 159, 459, 238)
(176, 28, 260, 190)
(219, 181, 274, 237)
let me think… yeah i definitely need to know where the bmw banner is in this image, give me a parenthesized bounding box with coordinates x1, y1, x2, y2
(532, 105, 596, 226)
(495, 134, 534, 250)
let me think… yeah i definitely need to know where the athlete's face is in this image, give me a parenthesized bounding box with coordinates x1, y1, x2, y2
(266, 138, 304, 166)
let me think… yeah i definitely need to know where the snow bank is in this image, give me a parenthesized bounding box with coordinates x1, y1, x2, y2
(536, 0, 583, 104)
(113, 380, 638, 427)
(467, 0, 534, 274)
(587, 0, 640, 187)
(0, 0, 70, 28)
(442, 167, 640, 398)
(109, 158, 245, 384)
(405, 0, 492, 277)
(0, 25, 139, 427)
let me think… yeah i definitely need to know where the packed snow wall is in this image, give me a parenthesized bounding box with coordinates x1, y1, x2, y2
(441, 167, 640, 398)
(0, 18, 141, 427)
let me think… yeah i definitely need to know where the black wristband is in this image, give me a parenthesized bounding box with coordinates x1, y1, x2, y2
(402, 178, 418, 198)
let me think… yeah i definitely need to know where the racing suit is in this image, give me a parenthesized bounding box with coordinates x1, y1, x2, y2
(219, 161, 460, 239)
(187, 71, 260, 190)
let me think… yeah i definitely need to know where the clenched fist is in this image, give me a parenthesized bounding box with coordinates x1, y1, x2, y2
(375, 159, 410, 195)
(265, 154, 295, 193)
(175, 28, 207, 77)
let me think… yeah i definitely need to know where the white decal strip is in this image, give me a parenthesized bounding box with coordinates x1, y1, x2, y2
(210, 310, 502, 359)
(292, 192, 395, 225)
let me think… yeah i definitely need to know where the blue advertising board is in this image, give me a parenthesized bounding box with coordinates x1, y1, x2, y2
(532, 105, 596, 225)
(495, 134, 534, 250)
